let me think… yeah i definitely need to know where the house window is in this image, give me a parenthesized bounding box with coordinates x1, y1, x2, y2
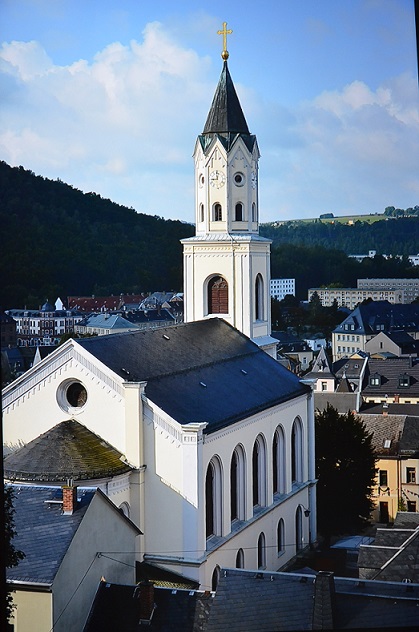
(257, 532, 266, 569)
(273, 426, 285, 495)
(208, 276, 228, 314)
(235, 548, 244, 569)
(277, 519, 285, 555)
(369, 374, 381, 387)
(252, 435, 267, 508)
(255, 274, 264, 321)
(291, 418, 303, 484)
(321, 382, 327, 392)
(379, 470, 388, 487)
(235, 202, 243, 221)
(230, 445, 245, 523)
(406, 467, 416, 484)
(407, 501, 417, 512)
(206, 457, 223, 538)
(213, 203, 222, 222)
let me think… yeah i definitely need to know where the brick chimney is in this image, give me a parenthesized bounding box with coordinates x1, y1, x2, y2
(62, 484, 78, 515)
(137, 579, 156, 624)
(312, 571, 335, 630)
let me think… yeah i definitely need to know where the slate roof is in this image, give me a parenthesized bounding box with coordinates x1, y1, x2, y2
(363, 357, 419, 397)
(304, 346, 334, 380)
(78, 313, 140, 330)
(83, 580, 213, 632)
(205, 567, 419, 631)
(358, 513, 419, 582)
(77, 319, 309, 433)
(6, 484, 95, 585)
(203, 61, 250, 137)
(4, 420, 133, 482)
(333, 301, 419, 336)
(358, 414, 406, 456)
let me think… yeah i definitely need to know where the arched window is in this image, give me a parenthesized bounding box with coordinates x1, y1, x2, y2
(277, 518, 285, 555)
(255, 274, 264, 321)
(213, 203, 222, 222)
(235, 202, 243, 221)
(291, 418, 303, 485)
(206, 457, 223, 538)
(273, 426, 286, 495)
(295, 506, 303, 551)
(119, 502, 130, 518)
(208, 276, 228, 314)
(257, 532, 266, 569)
(235, 548, 244, 569)
(252, 202, 256, 222)
(252, 435, 267, 509)
(230, 445, 246, 523)
(212, 566, 220, 591)
(199, 203, 204, 223)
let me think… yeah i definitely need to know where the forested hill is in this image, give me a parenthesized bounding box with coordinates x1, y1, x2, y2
(1, 161, 418, 309)
(260, 216, 419, 255)
(0, 161, 194, 309)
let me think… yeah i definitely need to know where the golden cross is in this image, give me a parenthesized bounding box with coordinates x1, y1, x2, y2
(217, 21, 232, 60)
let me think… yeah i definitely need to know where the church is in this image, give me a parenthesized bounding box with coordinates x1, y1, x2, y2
(3, 27, 317, 591)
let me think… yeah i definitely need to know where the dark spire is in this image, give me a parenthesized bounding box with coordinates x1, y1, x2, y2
(203, 61, 250, 136)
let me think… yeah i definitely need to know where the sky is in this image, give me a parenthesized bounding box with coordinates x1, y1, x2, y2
(0, 0, 418, 223)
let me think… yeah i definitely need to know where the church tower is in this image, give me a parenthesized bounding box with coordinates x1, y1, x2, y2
(182, 24, 277, 357)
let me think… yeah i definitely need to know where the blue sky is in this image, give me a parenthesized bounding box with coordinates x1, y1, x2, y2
(1, 0, 418, 222)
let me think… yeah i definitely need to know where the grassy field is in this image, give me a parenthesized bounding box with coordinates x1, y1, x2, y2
(268, 213, 389, 226)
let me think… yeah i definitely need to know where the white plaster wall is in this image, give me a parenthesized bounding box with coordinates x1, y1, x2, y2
(53, 492, 139, 632)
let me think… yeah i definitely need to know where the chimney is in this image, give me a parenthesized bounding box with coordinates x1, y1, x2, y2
(312, 571, 335, 630)
(62, 484, 78, 515)
(137, 579, 156, 624)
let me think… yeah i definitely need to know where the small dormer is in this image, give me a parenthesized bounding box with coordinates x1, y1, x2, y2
(369, 372, 382, 387)
(398, 372, 411, 388)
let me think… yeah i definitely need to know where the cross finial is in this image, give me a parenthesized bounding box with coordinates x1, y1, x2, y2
(217, 21, 232, 60)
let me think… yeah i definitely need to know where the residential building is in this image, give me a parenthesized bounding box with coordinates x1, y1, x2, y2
(270, 278, 295, 301)
(357, 277, 419, 304)
(308, 286, 405, 309)
(6, 484, 141, 632)
(362, 357, 419, 407)
(3, 48, 316, 591)
(7, 298, 83, 346)
(365, 330, 419, 357)
(271, 331, 313, 374)
(74, 313, 140, 336)
(332, 301, 419, 361)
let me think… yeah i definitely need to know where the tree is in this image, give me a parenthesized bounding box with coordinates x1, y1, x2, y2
(315, 405, 377, 546)
(4, 486, 25, 623)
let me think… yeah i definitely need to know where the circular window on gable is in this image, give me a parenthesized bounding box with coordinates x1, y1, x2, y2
(57, 379, 88, 413)
(234, 172, 245, 186)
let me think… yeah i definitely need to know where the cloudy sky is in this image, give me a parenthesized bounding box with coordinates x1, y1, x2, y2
(1, 0, 418, 222)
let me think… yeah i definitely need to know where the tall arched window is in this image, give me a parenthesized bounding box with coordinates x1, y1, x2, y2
(206, 457, 223, 538)
(291, 418, 303, 485)
(295, 506, 303, 551)
(277, 518, 285, 555)
(235, 202, 243, 221)
(273, 426, 286, 495)
(235, 548, 244, 569)
(213, 203, 222, 221)
(257, 532, 266, 569)
(252, 435, 267, 509)
(230, 445, 246, 524)
(199, 203, 204, 223)
(255, 274, 264, 321)
(252, 202, 256, 222)
(208, 276, 228, 314)
(212, 566, 220, 591)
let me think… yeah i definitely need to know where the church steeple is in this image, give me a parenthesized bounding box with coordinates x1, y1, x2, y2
(182, 25, 277, 357)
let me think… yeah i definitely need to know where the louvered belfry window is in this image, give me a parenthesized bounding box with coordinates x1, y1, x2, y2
(208, 276, 228, 314)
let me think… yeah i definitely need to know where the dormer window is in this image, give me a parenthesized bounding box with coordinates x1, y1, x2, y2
(399, 373, 410, 388)
(369, 373, 381, 387)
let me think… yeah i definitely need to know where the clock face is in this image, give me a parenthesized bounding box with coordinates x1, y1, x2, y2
(209, 170, 226, 189)
(251, 171, 257, 189)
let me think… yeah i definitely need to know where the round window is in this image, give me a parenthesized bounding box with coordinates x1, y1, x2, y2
(234, 172, 245, 186)
(57, 379, 88, 413)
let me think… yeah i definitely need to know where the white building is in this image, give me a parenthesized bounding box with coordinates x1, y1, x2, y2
(2, 42, 316, 592)
(270, 279, 296, 301)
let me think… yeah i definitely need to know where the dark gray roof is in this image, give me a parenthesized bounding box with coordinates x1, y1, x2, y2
(205, 567, 419, 631)
(358, 414, 406, 456)
(334, 301, 419, 336)
(77, 319, 308, 433)
(83, 580, 212, 632)
(363, 357, 419, 397)
(4, 420, 133, 482)
(6, 484, 95, 585)
(203, 61, 249, 136)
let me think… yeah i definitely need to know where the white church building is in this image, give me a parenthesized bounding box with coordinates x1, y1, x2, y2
(3, 37, 317, 591)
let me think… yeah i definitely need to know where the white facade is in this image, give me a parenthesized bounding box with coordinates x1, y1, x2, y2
(270, 279, 296, 301)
